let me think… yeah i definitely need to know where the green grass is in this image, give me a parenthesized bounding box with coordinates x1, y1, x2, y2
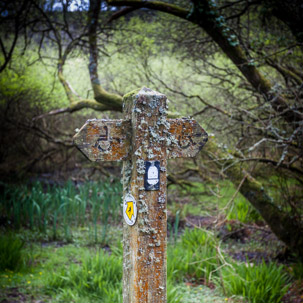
(0, 234, 26, 271)
(0, 180, 122, 243)
(176, 284, 244, 303)
(46, 249, 123, 302)
(288, 261, 303, 281)
(168, 228, 223, 284)
(0, 180, 294, 303)
(0, 229, 230, 303)
(216, 260, 291, 303)
(0, 227, 293, 303)
(168, 180, 262, 223)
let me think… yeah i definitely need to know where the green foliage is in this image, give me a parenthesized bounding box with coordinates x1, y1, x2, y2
(0, 226, 291, 303)
(0, 234, 25, 271)
(168, 209, 181, 244)
(169, 180, 262, 223)
(289, 261, 303, 281)
(44, 245, 182, 303)
(168, 228, 221, 283)
(227, 199, 262, 223)
(181, 227, 216, 248)
(167, 281, 183, 303)
(0, 180, 122, 242)
(264, 175, 303, 217)
(0, 48, 68, 110)
(46, 249, 122, 302)
(40, 228, 218, 302)
(217, 260, 291, 303)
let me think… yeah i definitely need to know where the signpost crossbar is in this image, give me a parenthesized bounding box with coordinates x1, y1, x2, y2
(74, 87, 208, 303)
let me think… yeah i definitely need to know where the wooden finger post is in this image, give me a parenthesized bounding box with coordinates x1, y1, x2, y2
(74, 87, 208, 303)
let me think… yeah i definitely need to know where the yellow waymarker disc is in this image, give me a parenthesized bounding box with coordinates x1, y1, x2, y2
(123, 193, 137, 226)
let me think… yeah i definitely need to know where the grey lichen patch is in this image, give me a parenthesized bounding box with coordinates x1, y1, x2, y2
(149, 98, 161, 110)
(149, 249, 155, 262)
(143, 216, 149, 225)
(139, 199, 148, 213)
(157, 116, 170, 129)
(138, 118, 148, 130)
(158, 195, 166, 204)
(139, 224, 158, 235)
(140, 226, 153, 234)
(149, 227, 157, 234)
(136, 159, 145, 175)
(159, 106, 166, 115)
(167, 150, 178, 158)
(149, 126, 159, 139)
(165, 131, 179, 147)
(121, 160, 132, 191)
(137, 87, 165, 98)
(134, 107, 142, 113)
(147, 148, 156, 160)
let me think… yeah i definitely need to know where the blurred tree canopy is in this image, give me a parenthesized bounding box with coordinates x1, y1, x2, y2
(0, 0, 302, 257)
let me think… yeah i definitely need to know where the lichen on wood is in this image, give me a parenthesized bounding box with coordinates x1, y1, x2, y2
(122, 87, 168, 303)
(73, 87, 209, 303)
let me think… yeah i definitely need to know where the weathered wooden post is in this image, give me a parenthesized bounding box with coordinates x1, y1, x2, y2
(73, 87, 208, 303)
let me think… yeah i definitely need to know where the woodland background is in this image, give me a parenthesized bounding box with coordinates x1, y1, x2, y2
(0, 0, 302, 302)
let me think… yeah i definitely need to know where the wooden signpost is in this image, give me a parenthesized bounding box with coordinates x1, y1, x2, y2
(74, 87, 208, 303)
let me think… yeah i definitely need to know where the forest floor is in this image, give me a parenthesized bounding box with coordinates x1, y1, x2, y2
(0, 179, 302, 303)
(1, 219, 302, 303)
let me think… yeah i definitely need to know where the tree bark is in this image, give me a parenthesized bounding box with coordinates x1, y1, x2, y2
(88, 0, 122, 111)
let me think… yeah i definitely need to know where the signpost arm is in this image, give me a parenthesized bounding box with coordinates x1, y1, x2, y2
(73, 87, 208, 303)
(122, 87, 168, 303)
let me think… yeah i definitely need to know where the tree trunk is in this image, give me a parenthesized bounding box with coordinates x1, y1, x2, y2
(206, 139, 303, 258)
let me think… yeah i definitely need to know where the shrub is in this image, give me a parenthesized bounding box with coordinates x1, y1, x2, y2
(0, 234, 25, 271)
(289, 261, 303, 281)
(168, 228, 221, 283)
(167, 281, 183, 303)
(0, 180, 122, 242)
(46, 247, 183, 303)
(47, 250, 122, 303)
(227, 199, 261, 223)
(217, 260, 291, 303)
